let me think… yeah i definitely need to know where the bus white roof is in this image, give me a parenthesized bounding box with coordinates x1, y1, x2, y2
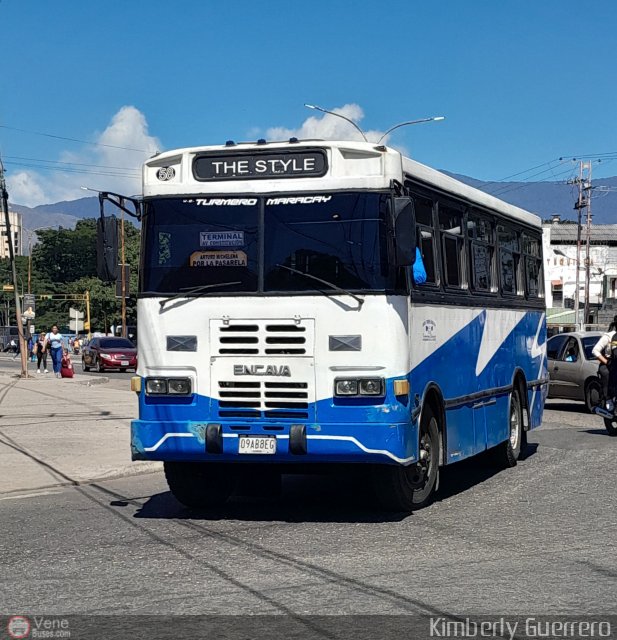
(144, 140, 540, 228)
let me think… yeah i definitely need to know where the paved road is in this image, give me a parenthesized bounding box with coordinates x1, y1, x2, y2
(1, 399, 615, 620)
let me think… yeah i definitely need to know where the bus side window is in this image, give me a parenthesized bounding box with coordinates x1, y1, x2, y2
(467, 213, 495, 293)
(413, 195, 437, 285)
(522, 233, 544, 298)
(497, 224, 522, 296)
(439, 204, 465, 289)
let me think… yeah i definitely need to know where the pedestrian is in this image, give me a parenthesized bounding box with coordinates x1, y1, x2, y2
(34, 331, 49, 374)
(46, 325, 64, 378)
(60, 348, 74, 379)
(11, 337, 20, 361)
(592, 315, 617, 410)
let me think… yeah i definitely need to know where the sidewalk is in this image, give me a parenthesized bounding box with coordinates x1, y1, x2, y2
(0, 356, 161, 496)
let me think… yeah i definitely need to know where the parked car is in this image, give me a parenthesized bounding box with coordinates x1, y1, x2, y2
(547, 331, 604, 411)
(82, 337, 137, 373)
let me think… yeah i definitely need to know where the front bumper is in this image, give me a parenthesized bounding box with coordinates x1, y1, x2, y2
(131, 420, 418, 466)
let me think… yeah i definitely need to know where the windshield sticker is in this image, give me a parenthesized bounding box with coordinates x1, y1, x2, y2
(183, 198, 258, 206)
(200, 231, 245, 248)
(266, 196, 332, 205)
(190, 250, 247, 267)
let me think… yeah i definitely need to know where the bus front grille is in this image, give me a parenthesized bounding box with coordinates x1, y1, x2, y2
(217, 380, 310, 420)
(212, 319, 314, 356)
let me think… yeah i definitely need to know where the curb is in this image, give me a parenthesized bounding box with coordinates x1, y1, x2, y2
(0, 371, 110, 385)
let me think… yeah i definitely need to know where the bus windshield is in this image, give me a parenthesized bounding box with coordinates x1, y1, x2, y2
(141, 192, 395, 295)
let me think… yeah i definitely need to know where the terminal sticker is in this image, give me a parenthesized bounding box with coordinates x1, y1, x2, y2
(190, 250, 247, 267)
(200, 230, 245, 247)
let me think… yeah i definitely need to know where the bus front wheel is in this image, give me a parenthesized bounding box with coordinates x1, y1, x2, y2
(164, 462, 236, 509)
(373, 405, 440, 512)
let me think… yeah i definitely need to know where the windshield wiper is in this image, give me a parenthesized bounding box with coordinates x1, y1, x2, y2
(159, 281, 242, 309)
(275, 264, 364, 309)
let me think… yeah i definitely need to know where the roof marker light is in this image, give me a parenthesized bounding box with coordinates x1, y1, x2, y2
(257, 138, 267, 145)
(225, 140, 236, 147)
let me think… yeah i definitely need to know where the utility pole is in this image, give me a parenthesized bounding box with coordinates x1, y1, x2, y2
(0, 157, 28, 377)
(569, 161, 593, 330)
(119, 198, 127, 338)
(583, 162, 593, 327)
(571, 163, 584, 329)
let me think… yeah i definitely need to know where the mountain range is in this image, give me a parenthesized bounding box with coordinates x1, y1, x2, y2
(9, 173, 617, 233)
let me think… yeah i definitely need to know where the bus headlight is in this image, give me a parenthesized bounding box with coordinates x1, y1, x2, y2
(145, 377, 192, 396)
(145, 378, 168, 395)
(334, 377, 384, 397)
(168, 378, 192, 395)
(359, 378, 384, 395)
(335, 379, 358, 396)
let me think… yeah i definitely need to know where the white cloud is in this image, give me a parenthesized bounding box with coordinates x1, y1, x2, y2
(6, 106, 161, 207)
(265, 103, 390, 145)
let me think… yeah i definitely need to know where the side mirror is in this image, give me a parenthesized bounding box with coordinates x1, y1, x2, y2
(393, 197, 416, 266)
(96, 216, 119, 282)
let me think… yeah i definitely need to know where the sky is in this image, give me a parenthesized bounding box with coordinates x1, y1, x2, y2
(1, 0, 617, 207)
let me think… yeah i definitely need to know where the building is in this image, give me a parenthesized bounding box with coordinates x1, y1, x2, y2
(543, 215, 617, 327)
(0, 210, 23, 258)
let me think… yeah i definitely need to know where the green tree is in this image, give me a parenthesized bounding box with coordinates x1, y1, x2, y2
(25, 217, 141, 333)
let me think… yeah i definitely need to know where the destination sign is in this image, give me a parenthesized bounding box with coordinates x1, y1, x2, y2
(193, 150, 327, 181)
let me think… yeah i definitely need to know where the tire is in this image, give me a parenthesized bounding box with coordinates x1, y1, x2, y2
(164, 462, 236, 508)
(96, 358, 104, 373)
(82, 358, 90, 372)
(372, 404, 440, 512)
(584, 378, 602, 413)
(490, 388, 523, 468)
(604, 418, 617, 437)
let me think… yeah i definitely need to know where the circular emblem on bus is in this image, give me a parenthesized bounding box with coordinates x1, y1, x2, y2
(156, 166, 176, 181)
(7, 616, 31, 639)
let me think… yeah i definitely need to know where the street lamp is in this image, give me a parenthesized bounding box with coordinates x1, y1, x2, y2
(376, 116, 445, 144)
(303, 104, 445, 144)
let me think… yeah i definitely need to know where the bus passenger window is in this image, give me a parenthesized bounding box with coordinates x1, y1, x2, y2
(439, 206, 464, 288)
(498, 225, 521, 295)
(418, 231, 436, 284)
(523, 233, 544, 298)
(468, 214, 494, 292)
(411, 195, 437, 285)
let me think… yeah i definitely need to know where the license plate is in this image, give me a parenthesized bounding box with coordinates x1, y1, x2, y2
(120, 361, 129, 366)
(238, 436, 276, 455)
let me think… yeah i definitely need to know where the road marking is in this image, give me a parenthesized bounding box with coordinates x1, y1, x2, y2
(0, 489, 62, 501)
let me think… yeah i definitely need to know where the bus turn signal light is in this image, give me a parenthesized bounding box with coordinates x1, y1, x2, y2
(393, 380, 409, 396)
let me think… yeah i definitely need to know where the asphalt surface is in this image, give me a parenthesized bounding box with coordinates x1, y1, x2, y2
(0, 399, 615, 619)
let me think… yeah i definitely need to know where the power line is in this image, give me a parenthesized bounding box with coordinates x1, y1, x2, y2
(4, 160, 139, 179)
(488, 166, 576, 198)
(0, 124, 157, 154)
(4, 155, 138, 171)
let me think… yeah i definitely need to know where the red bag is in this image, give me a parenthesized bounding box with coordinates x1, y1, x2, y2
(61, 355, 74, 379)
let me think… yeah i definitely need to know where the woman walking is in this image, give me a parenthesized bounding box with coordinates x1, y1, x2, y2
(46, 325, 65, 378)
(34, 332, 49, 373)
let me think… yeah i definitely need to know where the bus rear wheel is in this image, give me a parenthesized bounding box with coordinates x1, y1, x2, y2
(373, 405, 440, 512)
(164, 462, 236, 509)
(490, 388, 523, 468)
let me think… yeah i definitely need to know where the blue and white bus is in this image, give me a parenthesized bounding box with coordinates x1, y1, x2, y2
(130, 139, 547, 511)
